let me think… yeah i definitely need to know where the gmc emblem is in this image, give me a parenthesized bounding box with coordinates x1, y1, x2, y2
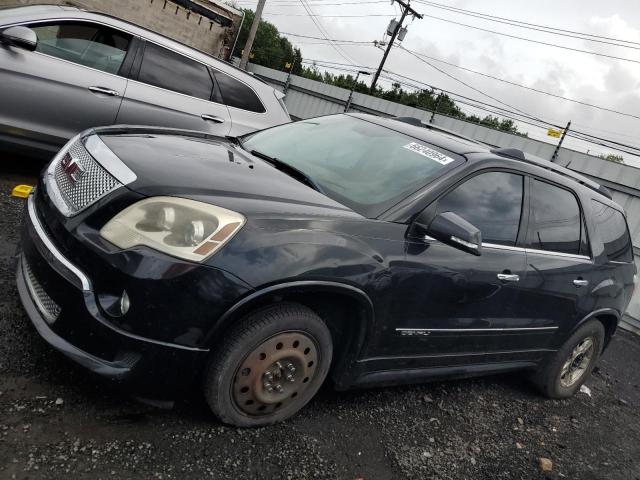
(61, 154, 85, 184)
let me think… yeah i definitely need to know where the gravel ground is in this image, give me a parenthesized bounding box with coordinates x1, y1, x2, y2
(1, 172, 640, 480)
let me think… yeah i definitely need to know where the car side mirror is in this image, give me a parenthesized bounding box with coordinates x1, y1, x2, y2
(0, 26, 38, 51)
(413, 210, 482, 256)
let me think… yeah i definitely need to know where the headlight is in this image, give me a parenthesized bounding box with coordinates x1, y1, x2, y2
(100, 197, 245, 262)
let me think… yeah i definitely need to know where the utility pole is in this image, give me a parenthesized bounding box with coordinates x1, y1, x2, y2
(369, 0, 422, 93)
(239, 0, 266, 70)
(429, 92, 442, 123)
(550, 120, 571, 163)
(345, 70, 370, 112)
(283, 54, 297, 94)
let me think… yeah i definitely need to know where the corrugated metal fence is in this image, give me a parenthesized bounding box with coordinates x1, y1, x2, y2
(248, 63, 640, 334)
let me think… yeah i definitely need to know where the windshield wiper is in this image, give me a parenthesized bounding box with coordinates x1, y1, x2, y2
(250, 150, 324, 193)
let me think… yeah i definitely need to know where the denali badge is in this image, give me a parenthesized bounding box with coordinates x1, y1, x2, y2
(61, 154, 85, 184)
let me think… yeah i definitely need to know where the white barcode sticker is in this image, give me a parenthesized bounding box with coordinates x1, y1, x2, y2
(403, 142, 455, 165)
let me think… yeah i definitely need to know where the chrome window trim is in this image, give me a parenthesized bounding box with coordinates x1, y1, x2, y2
(482, 242, 526, 253)
(83, 134, 137, 184)
(396, 326, 558, 333)
(524, 247, 591, 262)
(5, 17, 269, 115)
(27, 194, 92, 291)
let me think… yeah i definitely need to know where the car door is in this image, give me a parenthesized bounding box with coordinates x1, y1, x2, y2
(518, 178, 595, 341)
(116, 41, 231, 136)
(211, 68, 270, 136)
(0, 20, 130, 151)
(385, 170, 550, 369)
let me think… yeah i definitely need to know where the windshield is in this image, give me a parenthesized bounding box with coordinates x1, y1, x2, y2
(240, 115, 464, 217)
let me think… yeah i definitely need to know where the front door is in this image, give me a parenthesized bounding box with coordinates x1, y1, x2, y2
(116, 41, 231, 136)
(383, 171, 551, 369)
(0, 21, 130, 151)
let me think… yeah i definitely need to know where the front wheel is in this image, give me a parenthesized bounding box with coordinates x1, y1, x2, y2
(203, 303, 333, 427)
(532, 319, 605, 399)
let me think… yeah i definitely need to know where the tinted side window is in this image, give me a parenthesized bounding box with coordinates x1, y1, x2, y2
(436, 172, 523, 246)
(30, 22, 130, 74)
(528, 180, 583, 255)
(592, 200, 633, 262)
(138, 43, 213, 100)
(213, 70, 265, 113)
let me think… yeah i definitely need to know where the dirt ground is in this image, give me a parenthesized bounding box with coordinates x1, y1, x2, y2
(1, 171, 639, 480)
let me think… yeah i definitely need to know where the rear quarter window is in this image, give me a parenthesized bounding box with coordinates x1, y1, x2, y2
(591, 200, 633, 263)
(212, 70, 265, 113)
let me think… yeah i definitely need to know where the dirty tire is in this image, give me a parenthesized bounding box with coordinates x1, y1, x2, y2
(532, 319, 605, 399)
(203, 303, 332, 427)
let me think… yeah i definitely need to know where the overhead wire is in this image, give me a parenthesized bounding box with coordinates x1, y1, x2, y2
(415, 13, 640, 65)
(412, 0, 640, 47)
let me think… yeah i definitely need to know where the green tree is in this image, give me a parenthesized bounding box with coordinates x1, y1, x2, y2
(235, 10, 302, 74)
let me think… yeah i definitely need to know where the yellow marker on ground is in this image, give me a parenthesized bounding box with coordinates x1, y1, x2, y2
(11, 184, 34, 198)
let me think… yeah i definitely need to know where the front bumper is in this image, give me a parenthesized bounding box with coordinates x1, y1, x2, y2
(16, 194, 211, 396)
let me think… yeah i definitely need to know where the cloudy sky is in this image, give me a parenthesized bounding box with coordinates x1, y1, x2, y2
(236, 0, 640, 166)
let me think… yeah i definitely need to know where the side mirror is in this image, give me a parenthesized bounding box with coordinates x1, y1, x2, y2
(0, 26, 38, 51)
(414, 210, 482, 256)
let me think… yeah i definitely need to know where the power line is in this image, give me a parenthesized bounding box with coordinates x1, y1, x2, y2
(298, 0, 358, 64)
(263, 12, 395, 17)
(237, 0, 391, 3)
(399, 46, 531, 117)
(412, 0, 640, 47)
(413, 0, 640, 51)
(399, 47, 640, 122)
(279, 31, 374, 43)
(297, 58, 640, 155)
(418, 13, 640, 65)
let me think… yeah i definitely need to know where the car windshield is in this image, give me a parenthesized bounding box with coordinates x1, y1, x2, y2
(240, 115, 464, 217)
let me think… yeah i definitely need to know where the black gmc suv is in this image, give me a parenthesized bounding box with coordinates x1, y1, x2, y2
(16, 114, 636, 427)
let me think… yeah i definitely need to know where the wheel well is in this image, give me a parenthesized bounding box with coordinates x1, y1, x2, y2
(209, 289, 372, 386)
(594, 313, 618, 348)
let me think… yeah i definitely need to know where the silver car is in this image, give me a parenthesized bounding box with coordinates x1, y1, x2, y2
(0, 5, 291, 158)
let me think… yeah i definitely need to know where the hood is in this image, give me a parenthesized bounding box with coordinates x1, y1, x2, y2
(98, 132, 359, 219)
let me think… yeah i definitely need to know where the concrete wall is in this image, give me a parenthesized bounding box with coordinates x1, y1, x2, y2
(1, 0, 242, 59)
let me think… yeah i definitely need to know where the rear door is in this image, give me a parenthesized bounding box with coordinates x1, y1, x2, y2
(116, 42, 231, 136)
(211, 69, 270, 136)
(0, 20, 130, 150)
(519, 178, 594, 342)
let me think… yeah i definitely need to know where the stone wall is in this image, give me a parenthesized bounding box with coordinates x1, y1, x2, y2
(0, 0, 243, 59)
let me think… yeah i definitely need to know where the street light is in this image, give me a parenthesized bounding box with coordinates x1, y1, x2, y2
(344, 70, 370, 112)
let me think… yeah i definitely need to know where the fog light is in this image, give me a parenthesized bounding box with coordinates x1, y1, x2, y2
(120, 290, 130, 315)
(98, 290, 131, 317)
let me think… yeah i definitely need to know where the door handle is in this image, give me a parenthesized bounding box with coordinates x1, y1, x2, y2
(497, 273, 520, 282)
(201, 114, 225, 123)
(573, 279, 589, 287)
(88, 86, 119, 96)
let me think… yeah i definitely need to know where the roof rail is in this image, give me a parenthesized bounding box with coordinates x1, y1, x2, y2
(491, 148, 613, 199)
(391, 116, 484, 145)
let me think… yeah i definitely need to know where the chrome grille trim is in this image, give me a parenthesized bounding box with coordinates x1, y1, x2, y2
(45, 135, 123, 217)
(22, 256, 61, 324)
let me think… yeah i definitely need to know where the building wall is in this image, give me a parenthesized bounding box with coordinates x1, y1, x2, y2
(1, 0, 242, 58)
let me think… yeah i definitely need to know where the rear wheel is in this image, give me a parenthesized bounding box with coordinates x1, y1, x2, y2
(203, 303, 332, 427)
(532, 320, 605, 399)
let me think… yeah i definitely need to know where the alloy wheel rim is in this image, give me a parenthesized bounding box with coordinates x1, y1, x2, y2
(559, 336, 595, 388)
(232, 331, 319, 416)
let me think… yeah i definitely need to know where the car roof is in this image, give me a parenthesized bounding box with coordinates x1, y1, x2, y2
(0, 5, 274, 94)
